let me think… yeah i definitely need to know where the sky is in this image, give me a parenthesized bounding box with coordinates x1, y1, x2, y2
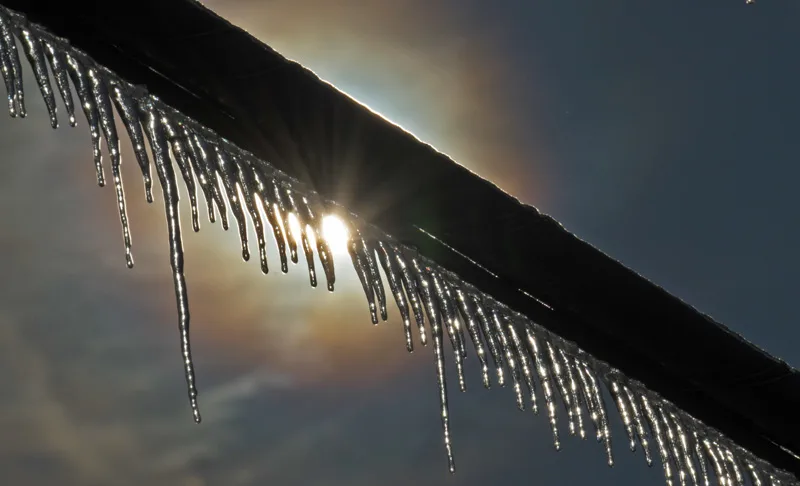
(1, 0, 799, 485)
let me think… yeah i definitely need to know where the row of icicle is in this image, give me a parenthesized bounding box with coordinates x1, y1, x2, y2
(0, 5, 796, 485)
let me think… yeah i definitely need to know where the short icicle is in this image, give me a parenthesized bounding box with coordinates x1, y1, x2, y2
(250, 169, 288, 273)
(180, 125, 214, 221)
(375, 240, 413, 351)
(524, 326, 560, 450)
(236, 159, 270, 274)
(214, 145, 250, 261)
(0, 9, 25, 117)
(546, 340, 576, 435)
(393, 247, 427, 345)
(109, 81, 153, 202)
(581, 360, 614, 466)
(453, 286, 491, 389)
(430, 271, 466, 392)
(608, 378, 637, 451)
(271, 179, 298, 264)
(624, 383, 654, 466)
(507, 318, 539, 414)
(471, 295, 505, 387)
(298, 194, 335, 290)
(42, 39, 76, 127)
(576, 360, 603, 443)
(90, 67, 134, 268)
(138, 99, 201, 423)
(161, 113, 200, 232)
(64, 52, 105, 186)
(358, 233, 387, 321)
(558, 347, 585, 438)
(18, 25, 57, 128)
(349, 229, 379, 324)
(0, 15, 16, 117)
(658, 406, 688, 486)
(283, 186, 318, 287)
(191, 133, 230, 229)
(642, 394, 675, 486)
(491, 307, 525, 409)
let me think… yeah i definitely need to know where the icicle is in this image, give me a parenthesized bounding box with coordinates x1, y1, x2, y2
(442, 280, 467, 359)
(393, 247, 427, 345)
(235, 159, 270, 274)
(109, 81, 153, 202)
(430, 271, 466, 392)
(724, 447, 744, 486)
(138, 99, 200, 423)
(0, 10, 24, 117)
(559, 347, 585, 438)
(747, 461, 764, 486)
(214, 145, 250, 261)
(546, 340, 576, 435)
(191, 133, 229, 229)
(180, 125, 213, 221)
(161, 114, 200, 232)
(691, 429, 711, 486)
(659, 406, 688, 486)
(608, 379, 636, 450)
(375, 240, 414, 351)
(524, 326, 560, 450)
(430, 276, 455, 474)
(642, 394, 675, 486)
(670, 412, 700, 486)
(271, 179, 298, 264)
(358, 231, 387, 320)
(410, 257, 442, 341)
(714, 442, 734, 486)
(508, 318, 539, 414)
(453, 286, 491, 388)
(350, 230, 378, 323)
(248, 167, 288, 273)
(42, 40, 76, 127)
(18, 25, 57, 128)
(473, 296, 508, 387)
(296, 192, 335, 290)
(623, 383, 654, 466)
(282, 184, 316, 286)
(491, 307, 524, 410)
(64, 53, 104, 186)
(576, 359, 603, 444)
(88, 67, 134, 268)
(0, 17, 15, 117)
(581, 360, 613, 466)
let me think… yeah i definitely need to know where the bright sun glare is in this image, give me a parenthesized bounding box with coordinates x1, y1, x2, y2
(322, 215, 350, 255)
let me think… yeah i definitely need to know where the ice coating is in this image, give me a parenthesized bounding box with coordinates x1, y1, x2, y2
(1, 6, 797, 485)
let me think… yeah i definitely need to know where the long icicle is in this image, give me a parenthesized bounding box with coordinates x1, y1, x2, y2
(139, 99, 201, 423)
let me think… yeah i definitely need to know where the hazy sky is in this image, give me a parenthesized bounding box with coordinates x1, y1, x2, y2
(1, 1, 798, 485)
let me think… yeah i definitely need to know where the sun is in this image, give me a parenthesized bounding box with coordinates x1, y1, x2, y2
(321, 215, 350, 256)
